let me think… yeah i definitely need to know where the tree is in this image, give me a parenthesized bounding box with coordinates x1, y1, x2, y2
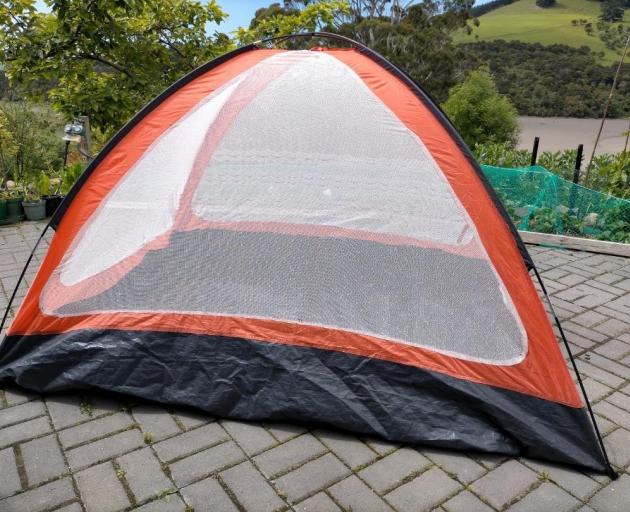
(442, 68, 518, 147)
(0, 0, 232, 136)
(236, 1, 349, 44)
(600, 0, 625, 22)
(535, 0, 556, 8)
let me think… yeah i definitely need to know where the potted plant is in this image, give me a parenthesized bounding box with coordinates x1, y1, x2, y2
(5, 181, 24, 223)
(0, 189, 9, 225)
(39, 170, 62, 217)
(21, 172, 48, 221)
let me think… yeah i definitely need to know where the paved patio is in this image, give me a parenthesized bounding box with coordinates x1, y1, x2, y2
(0, 220, 629, 512)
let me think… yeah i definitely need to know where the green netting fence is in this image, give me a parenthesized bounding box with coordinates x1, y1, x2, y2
(480, 165, 630, 244)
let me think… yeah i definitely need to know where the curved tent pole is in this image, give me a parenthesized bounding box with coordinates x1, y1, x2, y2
(0, 32, 617, 477)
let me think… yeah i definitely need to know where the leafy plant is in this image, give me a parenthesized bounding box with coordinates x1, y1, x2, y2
(59, 162, 84, 195)
(443, 68, 519, 148)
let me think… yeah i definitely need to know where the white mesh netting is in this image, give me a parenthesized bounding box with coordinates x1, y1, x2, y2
(42, 51, 527, 364)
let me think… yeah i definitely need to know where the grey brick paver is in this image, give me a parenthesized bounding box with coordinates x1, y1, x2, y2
(384, 467, 462, 512)
(358, 447, 432, 494)
(75, 462, 130, 512)
(315, 428, 379, 469)
(132, 496, 187, 512)
(169, 440, 246, 487)
(470, 460, 539, 509)
(180, 477, 239, 512)
(117, 447, 174, 503)
(220, 460, 286, 512)
(0, 399, 45, 428)
(59, 411, 134, 448)
(424, 448, 487, 484)
(253, 433, 327, 478)
(153, 422, 228, 462)
(294, 493, 341, 512)
(328, 475, 393, 512)
(604, 428, 630, 469)
(221, 419, 277, 456)
(523, 460, 601, 500)
(443, 490, 494, 512)
(508, 482, 581, 511)
(273, 453, 350, 503)
(588, 474, 630, 512)
(67, 428, 144, 470)
(0, 477, 76, 512)
(21, 433, 67, 486)
(0, 415, 50, 448)
(132, 405, 181, 441)
(0, 447, 21, 498)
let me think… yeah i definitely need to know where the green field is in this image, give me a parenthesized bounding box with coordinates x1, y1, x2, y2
(457, 0, 630, 63)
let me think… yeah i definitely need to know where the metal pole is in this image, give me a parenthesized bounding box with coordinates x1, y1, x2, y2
(530, 137, 540, 167)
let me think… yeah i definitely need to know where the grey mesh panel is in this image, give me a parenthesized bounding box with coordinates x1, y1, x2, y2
(42, 50, 527, 365)
(56, 230, 525, 364)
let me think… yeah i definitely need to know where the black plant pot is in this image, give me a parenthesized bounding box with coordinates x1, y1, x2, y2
(6, 197, 24, 223)
(43, 195, 64, 217)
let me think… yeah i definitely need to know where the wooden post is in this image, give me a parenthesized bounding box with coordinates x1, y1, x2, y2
(78, 115, 92, 162)
(569, 144, 584, 211)
(530, 137, 540, 167)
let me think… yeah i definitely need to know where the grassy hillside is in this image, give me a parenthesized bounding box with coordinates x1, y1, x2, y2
(457, 0, 630, 63)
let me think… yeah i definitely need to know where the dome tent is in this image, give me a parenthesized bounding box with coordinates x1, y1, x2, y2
(0, 33, 615, 476)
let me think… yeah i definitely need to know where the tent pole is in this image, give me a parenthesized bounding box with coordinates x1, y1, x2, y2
(0, 224, 51, 336)
(531, 266, 618, 480)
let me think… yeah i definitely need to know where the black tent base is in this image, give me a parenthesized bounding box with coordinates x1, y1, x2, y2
(0, 329, 611, 475)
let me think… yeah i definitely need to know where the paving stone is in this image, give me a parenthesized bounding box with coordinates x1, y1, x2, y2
(46, 395, 92, 429)
(76, 461, 130, 512)
(55, 503, 83, 512)
(583, 378, 613, 403)
(180, 477, 238, 512)
(153, 423, 229, 462)
(572, 310, 608, 328)
(604, 428, 630, 469)
(0, 399, 45, 428)
(576, 360, 624, 388)
(362, 437, 400, 455)
(169, 441, 246, 487)
(118, 447, 174, 503)
(0, 477, 75, 512)
(385, 467, 462, 512)
(132, 405, 181, 441)
(423, 448, 487, 484)
(132, 495, 186, 512)
(0, 447, 21, 499)
(273, 453, 349, 503)
(443, 490, 493, 512)
(0, 415, 50, 448)
(220, 461, 285, 512)
(594, 318, 630, 337)
(471, 460, 539, 509)
(221, 419, 277, 456)
(588, 474, 630, 512)
(523, 460, 601, 500)
(67, 428, 144, 470)
(594, 400, 630, 431)
(328, 475, 393, 512)
(586, 354, 630, 380)
(358, 447, 431, 494)
(294, 493, 341, 512)
(253, 434, 327, 478)
(595, 339, 630, 360)
(265, 422, 308, 442)
(21, 433, 67, 486)
(315, 429, 378, 469)
(58, 412, 134, 448)
(508, 482, 580, 511)
(172, 409, 209, 430)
